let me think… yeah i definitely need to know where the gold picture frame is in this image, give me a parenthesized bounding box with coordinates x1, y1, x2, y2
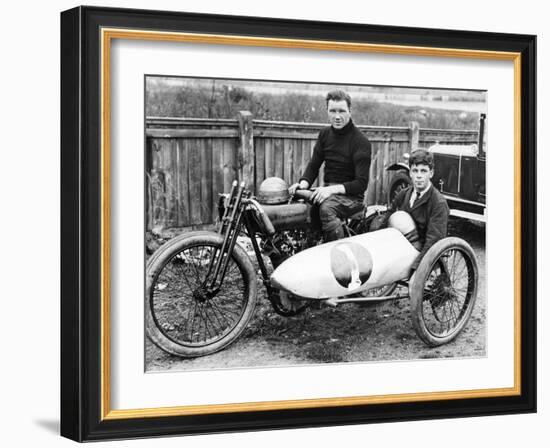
(61, 6, 536, 441)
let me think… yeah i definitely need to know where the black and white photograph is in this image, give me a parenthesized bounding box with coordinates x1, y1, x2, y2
(1, 0, 544, 444)
(144, 76, 487, 372)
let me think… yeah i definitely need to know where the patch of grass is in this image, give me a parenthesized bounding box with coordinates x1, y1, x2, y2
(418, 353, 439, 359)
(394, 331, 413, 341)
(303, 340, 347, 363)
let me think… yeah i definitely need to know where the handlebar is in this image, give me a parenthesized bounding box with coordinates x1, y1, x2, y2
(291, 189, 314, 202)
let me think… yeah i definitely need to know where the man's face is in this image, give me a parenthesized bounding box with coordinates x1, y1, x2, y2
(327, 99, 351, 129)
(410, 163, 434, 192)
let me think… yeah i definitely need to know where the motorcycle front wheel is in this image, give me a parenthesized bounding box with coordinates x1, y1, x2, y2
(145, 231, 257, 358)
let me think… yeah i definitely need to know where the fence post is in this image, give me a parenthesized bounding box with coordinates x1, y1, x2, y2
(237, 110, 254, 189)
(408, 121, 420, 151)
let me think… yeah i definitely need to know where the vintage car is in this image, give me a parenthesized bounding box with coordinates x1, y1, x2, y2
(387, 114, 486, 223)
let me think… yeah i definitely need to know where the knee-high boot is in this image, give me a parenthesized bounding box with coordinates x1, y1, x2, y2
(323, 224, 345, 242)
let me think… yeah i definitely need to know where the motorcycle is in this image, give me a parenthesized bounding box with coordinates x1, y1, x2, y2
(145, 179, 478, 358)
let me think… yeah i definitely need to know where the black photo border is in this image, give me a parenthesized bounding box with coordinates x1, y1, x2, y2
(61, 6, 536, 442)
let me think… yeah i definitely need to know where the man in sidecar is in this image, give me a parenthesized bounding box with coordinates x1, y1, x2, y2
(288, 89, 371, 242)
(383, 149, 450, 274)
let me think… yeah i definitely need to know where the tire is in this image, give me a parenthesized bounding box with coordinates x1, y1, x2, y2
(388, 171, 412, 205)
(410, 237, 478, 346)
(269, 254, 310, 317)
(145, 231, 257, 357)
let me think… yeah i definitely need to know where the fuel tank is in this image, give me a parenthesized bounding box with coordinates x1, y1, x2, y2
(261, 203, 311, 231)
(270, 228, 419, 299)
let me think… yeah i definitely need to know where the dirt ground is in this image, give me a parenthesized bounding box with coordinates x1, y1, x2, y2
(145, 217, 486, 372)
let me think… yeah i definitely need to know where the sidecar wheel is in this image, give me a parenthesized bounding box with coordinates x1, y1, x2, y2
(269, 288, 311, 317)
(410, 237, 478, 346)
(269, 254, 310, 317)
(145, 232, 257, 358)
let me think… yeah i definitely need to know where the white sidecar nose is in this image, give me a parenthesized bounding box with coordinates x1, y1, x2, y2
(270, 228, 418, 299)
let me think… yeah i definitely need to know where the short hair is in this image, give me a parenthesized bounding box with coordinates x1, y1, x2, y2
(326, 90, 352, 109)
(409, 149, 434, 169)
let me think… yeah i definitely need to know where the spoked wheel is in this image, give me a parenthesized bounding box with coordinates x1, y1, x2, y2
(145, 232, 257, 357)
(410, 237, 478, 346)
(269, 254, 311, 317)
(388, 171, 412, 204)
(269, 288, 311, 317)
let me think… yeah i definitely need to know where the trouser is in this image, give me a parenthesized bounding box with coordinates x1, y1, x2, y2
(310, 193, 364, 241)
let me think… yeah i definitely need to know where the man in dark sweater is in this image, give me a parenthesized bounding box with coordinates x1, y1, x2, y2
(385, 149, 450, 272)
(289, 90, 371, 241)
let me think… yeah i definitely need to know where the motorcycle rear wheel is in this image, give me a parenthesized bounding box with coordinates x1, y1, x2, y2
(145, 232, 257, 358)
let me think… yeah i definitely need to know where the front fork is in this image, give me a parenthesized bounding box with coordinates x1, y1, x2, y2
(204, 181, 246, 294)
(205, 182, 273, 297)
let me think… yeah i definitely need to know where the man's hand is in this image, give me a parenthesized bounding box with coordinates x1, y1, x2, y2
(310, 185, 345, 204)
(289, 180, 309, 196)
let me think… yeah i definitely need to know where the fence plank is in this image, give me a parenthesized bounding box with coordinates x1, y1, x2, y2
(188, 139, 202, 224)
(255, 138, 266, 191)
(238, 111, 254, 187)
(388, 140, 397, 167)
(230, 139, 239, 186)
(146, 176, 152, 230)
(211, 138, 224, 218)
(222, 139, 232, 193)
(150, 170, 165, 229)
(158, 139, 177, 228)
(180, 139, 190, 226)
(145, 139, 153, 230)
(174, 140, 183, 226)
(367, 146, 379, 205)
(274, 138, 284, 179)
(409, 121, 420, 151)
(299, 139, 310, 180)
(264, 138, 275, 179)
(147, 128, 239, 138)
(253, 130, 319, 139)
(294, 139, 302, 182)
(382, 140, 390, 200)
(283, 138, 294, 185)
(201, 139, 213, 224)
(293, 139, 303, 183)
(150, 140, 164, 228)
(378, 147, 384, 204)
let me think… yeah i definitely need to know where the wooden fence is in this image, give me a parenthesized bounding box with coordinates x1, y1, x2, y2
(146, 113, 478, 231)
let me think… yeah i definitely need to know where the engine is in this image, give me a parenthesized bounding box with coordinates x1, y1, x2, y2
(262, 228, 315, 268)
